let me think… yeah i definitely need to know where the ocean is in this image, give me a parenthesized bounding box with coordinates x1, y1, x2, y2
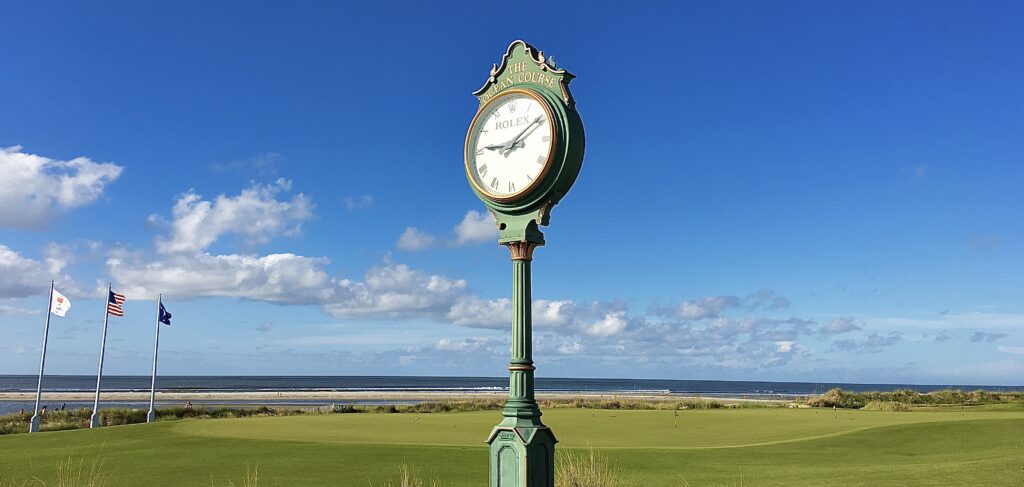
(2, 375, 1021, 415)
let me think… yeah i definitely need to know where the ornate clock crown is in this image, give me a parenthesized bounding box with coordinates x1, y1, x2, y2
(472, 40, 576, 110)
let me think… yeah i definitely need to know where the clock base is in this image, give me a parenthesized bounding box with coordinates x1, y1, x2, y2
(486, 422, 557, 487)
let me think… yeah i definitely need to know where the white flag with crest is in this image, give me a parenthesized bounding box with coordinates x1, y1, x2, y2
(50, 289, 71, 317)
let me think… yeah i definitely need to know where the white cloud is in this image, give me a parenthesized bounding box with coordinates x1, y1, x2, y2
(435, 336, 503, 353)
(323, 263, 467, 319)
(394, 210, 498, 252)
(998, 346, 1024, 355)
(661, 296, 742, 320)
(775, 340, 795, 353)
(152, 178, 313, 254)
(0, 244, 78, 299)
(107, 250, 334, 303)
(453, 210, 498, 246)
(818, 317, 861, 335)
(446, 296, 510, 328)
(0, 146, 123, 229)
(396, 227, 437, 251)
(586, 312, 628, 337)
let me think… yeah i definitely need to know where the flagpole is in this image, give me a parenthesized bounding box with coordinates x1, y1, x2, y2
(90, 283, 112, 429)
(29, 281, 54, 433)
(147, 294, 162, 423)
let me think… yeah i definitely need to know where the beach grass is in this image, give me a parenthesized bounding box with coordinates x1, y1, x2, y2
(1, 408, 1023, 485)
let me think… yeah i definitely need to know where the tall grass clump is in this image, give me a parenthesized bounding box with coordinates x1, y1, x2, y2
(53, 456, 110, 487)
(376, 464, 447, 487)
(222, 465, 259, 487)
(555, 449, 636, 487)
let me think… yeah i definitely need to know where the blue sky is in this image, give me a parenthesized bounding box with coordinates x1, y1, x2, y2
(1, 1, 1022, 384)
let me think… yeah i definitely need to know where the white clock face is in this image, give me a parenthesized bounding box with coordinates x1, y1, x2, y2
(466, 91, 554, 200)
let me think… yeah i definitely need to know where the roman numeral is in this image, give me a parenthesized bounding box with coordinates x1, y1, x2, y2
(475, 149, 483, 156)
(526, 174, 533, 182)
(490, 177, 499, 190)
(536, 155, 546, 164)
(541, 135, 550, 142)
(509, 101, 518, 113)
(479, 164, 488, 177)
(508, 181, 516, 192)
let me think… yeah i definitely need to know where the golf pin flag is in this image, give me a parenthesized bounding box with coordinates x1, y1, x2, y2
(158, 302, 172, 326)
(50, 288, 71, 317)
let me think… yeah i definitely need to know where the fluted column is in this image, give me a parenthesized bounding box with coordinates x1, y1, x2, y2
(503, 241, 541, 420)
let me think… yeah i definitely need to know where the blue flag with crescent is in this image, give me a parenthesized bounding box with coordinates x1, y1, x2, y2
(159, 302, 172, 326)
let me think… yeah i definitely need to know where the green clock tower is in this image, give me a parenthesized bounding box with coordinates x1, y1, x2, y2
(463, 40, 585, 487)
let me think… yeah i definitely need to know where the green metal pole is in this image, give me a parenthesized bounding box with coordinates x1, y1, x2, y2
(487, 241, 556, 487)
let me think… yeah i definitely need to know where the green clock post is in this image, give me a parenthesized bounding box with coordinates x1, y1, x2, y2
(463, 40, 585, 487)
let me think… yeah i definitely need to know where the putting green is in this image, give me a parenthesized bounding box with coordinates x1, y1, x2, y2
(1, 408, 1023, 486)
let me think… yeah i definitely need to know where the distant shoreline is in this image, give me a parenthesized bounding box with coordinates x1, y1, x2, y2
(0, 390, 785, 403)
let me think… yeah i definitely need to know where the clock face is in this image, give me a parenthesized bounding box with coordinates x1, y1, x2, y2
(465, 90, 555, 201)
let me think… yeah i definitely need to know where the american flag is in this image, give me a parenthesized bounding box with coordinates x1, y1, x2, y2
(107, 290, 126, 317)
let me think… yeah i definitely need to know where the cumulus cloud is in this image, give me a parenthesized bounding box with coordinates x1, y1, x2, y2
(0, 244, 79, 299)
(970, 331, 1009, 343)
(396, 211, 498, 252)
(655, 296, 742, 320)
(817, 317, 861, 335)
(585, 312, 628, 337)
(446, 296, 510, 328)
(396, 227, 437, 251)
(323, 263, 467, 319)
(453, 210, 498, 246)
(0, 146, 123, 229)
(108, 250, 334, 303)
(151, 179, 313, 254)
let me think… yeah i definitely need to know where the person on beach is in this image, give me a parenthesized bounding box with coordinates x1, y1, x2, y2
(184, 401, 193, 410)
(40, 405, 47, 416)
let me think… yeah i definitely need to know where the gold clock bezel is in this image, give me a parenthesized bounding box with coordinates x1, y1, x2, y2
(464, 88, 558, 203)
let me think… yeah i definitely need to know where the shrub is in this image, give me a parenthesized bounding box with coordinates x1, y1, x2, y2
(806, 388, 865, 409)
(861, 401, 911, 412)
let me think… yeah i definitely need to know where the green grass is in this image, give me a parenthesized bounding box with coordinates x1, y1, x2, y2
(2, 408, 1024, 486)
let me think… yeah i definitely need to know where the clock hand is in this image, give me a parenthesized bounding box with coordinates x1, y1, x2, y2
(484, 144, 506, 151)
(502, 115, 545, 155)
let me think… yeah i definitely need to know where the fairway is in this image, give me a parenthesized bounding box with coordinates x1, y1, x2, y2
(2, 408, 1024, 486)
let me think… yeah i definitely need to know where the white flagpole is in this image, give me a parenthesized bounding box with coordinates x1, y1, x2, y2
(90, 283, 112, 429)
(146, 294, 162, 423)
(29, 280, 54, 433)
